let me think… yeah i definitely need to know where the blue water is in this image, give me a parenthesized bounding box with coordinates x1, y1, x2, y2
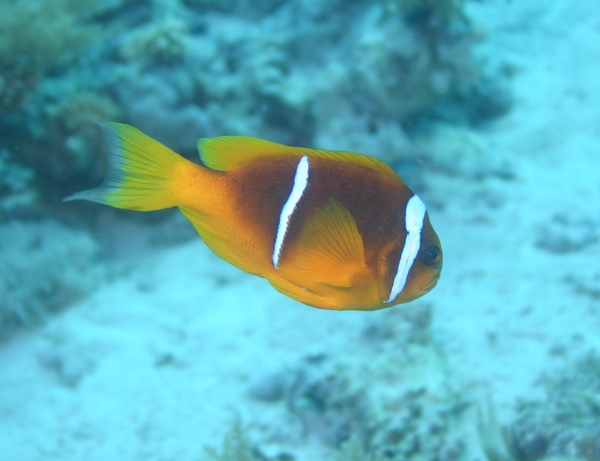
(0, 0, 599, 460)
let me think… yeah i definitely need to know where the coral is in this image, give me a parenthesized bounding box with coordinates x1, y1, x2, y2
(0, 219, 104, 338)
(478, 381, 600, 461)
(180, 0, 509, 151)
(0, 148, 36, 217)
(182, 0, 287, 19)
(120, 16, 190, 65)
(383, 0, 467, 24)
(285, 355, 374, 449)
(336, 435, 387, 461)
(351, 7, 440, 121)
(205, 419, 261, 461)
(477, 399, 518, 461)
(245, 304, 469, 460)
(111, 68, 214, 155)
(1, 0, 511, 216)
(348, 0, 510, 128)
(0, 0, 129, 206)
(19, 89, 122, 188)
(365, 387, 468, 460)
(504, 352, 600, 461)
(0, 0, 114, 116)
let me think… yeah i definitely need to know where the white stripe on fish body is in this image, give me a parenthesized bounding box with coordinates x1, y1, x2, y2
(385, 194, 427, 303)
(272, 156, 310, 268)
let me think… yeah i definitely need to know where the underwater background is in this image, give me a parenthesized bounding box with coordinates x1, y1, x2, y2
(1, 0, 599, 459)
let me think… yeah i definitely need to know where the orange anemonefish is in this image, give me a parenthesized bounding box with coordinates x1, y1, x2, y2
(65, 123, 442, 310)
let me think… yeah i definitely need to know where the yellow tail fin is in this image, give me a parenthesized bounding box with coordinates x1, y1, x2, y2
(64, 122, 184, 211)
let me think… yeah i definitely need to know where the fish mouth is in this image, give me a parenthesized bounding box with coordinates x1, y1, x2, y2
(421, 274, 440, 293)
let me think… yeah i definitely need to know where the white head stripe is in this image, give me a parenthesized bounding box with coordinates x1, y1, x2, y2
(385, 194, 426, 303)
(272, 156, 310, 268)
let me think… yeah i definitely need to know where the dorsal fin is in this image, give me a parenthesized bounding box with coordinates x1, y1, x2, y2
(197, 136, 397, 177)
(293, 198, 366, 287)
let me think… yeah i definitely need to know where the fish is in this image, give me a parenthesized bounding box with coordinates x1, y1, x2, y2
(65, 123, 442, 310)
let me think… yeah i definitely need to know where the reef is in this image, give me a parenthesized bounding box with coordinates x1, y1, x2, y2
(204, 419, 261, 461)
(0, 0, 125, 211)
(478, 352, 600, 461)
(507, 352, 600, 461)
(0, 219, 104, 338)
(229, 304, 470, 460)
(0, 0, 510, 217)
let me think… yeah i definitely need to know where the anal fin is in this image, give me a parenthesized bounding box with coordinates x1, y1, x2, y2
(179, 206, 262, 276)
(266, 273, 334, 309)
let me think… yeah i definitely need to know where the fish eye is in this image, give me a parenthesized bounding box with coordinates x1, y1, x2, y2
(421, 244, 441, 266)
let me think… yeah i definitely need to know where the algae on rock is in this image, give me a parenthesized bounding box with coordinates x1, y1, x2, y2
(0, 220, 104, 338)
(243, 304, 470, 460)
(506, 352, 600, 461)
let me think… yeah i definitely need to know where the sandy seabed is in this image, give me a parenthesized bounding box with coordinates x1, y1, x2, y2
(1, 1, 599, 460)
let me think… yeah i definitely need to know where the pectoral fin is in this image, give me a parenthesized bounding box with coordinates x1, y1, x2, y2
(293, 198, 367, 287)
